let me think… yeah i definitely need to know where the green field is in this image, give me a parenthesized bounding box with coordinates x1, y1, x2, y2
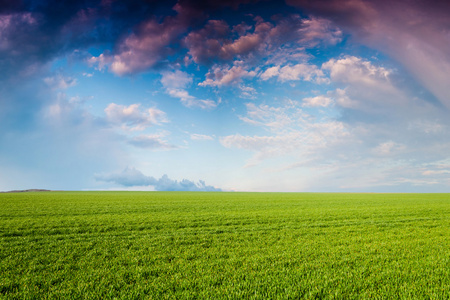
(1, 192, 449, 299)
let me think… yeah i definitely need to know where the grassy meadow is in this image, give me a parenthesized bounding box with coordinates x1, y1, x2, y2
(0, 192, 449, 299)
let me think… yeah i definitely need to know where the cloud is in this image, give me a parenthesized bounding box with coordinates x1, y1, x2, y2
(161, 70, 218, 109)
(220, 120, 349, 167)
(259, 63, 327, 83)
(43, 74, 77, 90)
(95, 167, 155, 187)
(200, 64, 257, 87)
(239, 102, 299, 130)
(322, 56, 391, 87)
(322, 56, 407, 112)
(297, 17, 343, 46)
(185, 15, 342, 66)
(223, 101, 350, 166)
(96, 167, 222, 191)
(220, 50, 450, 190)
(333, 88, 359, 108)
(128, 134, 177, 150)
(287, 0, 450, 109)
(166, 87, 218, 110)
(0, 1, 160, 78)
(105, 103, 168, 131)
(87, 2, 202, 75)
(107, 18, 185, 75)
(372, 141, 406, 157)
(0, 83, 126, 190)
(302, 95, 333, 107)
(239, 85, 257, 99)
(190, 133, 214, 140)
(260, 66, 280, 80)
(161, 70, 193, 89)
(278, 64, 327, 83)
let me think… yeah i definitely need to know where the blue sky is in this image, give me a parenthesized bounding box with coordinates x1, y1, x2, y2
(1, 0, 450, 192)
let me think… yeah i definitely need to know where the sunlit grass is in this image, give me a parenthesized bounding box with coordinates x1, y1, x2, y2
(1, 192, 449, 299)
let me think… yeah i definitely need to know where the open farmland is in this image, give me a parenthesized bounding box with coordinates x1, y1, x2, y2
(1, 192, 449, 299)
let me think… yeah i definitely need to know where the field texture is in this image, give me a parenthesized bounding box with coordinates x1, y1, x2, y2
(1, 192, 449, 299)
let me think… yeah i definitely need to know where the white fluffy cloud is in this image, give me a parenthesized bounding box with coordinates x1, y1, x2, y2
(322, 56, 409, 112)
(322, 56, 391, 86)
(302, 95, 333, 107)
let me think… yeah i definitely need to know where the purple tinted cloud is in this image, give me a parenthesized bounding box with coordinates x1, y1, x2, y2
(287, 0, 450, 109)
(184, 14, 341, 66)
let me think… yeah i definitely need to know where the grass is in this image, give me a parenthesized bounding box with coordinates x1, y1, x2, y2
(0, 192, 449, 299)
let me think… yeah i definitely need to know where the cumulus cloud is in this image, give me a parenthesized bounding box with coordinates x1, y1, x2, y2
(96, 167, 222, 191)
(333, 88, 359, 108)
(105, 103, 168, 131)
(322, 56, 407, 112)
(185, 15, 342, 66)
(279, 64, 327, 83)
(107, 19, 183, 75)
(302, 95, 333, 107)
(200, 64, 257, 87)
(89, 3, 199, 75)
(260, 66, 280, 80)
(322, 56, 391, 87)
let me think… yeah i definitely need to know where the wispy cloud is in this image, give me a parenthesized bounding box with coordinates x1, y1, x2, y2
(128, 134, 177, 150)
(161, 70, 218, 109)
(105, 103, 168, 131)
(190, 133, 214, 141)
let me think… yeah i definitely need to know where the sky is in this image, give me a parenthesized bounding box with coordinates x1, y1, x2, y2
(1, 0, 450, 192)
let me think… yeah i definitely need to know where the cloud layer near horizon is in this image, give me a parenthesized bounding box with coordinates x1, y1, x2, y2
(96, 167, 221, 192)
